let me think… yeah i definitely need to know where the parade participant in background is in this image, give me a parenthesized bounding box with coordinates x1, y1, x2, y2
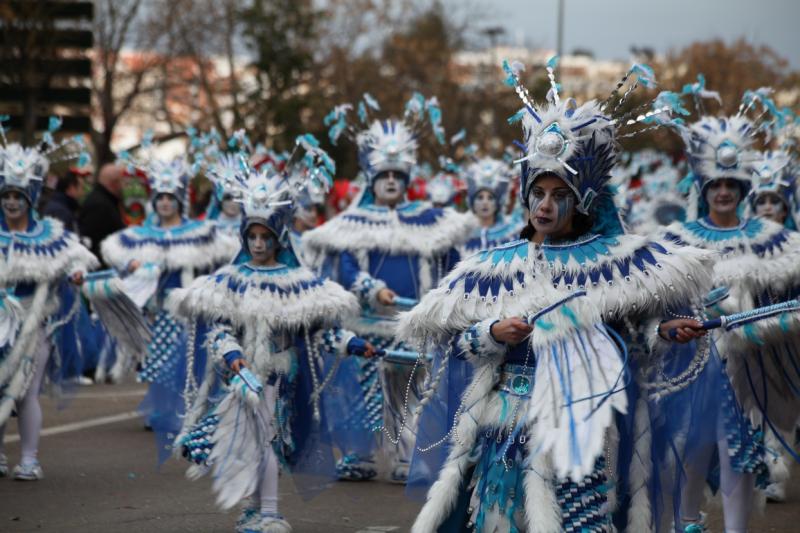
(461, 156, 522, 254)
(748, 149, 797, 229)
(400, 58, 715, 532)
(304, 93, 475, 483)
(747, 148, 799, 504)
(169, 136, 375, 533)
(79, 163, 126, 268)
(656, 84, 800, 533)
(100, 145, 238, 459)
(0, 123, 97, 481)
(42, 167, 88, 234)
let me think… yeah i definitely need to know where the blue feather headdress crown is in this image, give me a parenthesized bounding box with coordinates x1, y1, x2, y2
(748, 149, 797, 224)
(504, 58, 670, 216)
(324, 92, 446, 187)
(118, 132, 197, 209)
(464, 156, 513, 208)
(206, 134, 334, 247)
(658, 83, 788, 204)
(0, 116, 90, 206)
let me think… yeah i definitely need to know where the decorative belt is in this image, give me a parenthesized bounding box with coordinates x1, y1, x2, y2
(496, 363, 536, 397)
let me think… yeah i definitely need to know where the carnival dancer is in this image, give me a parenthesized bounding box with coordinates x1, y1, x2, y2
(461, 156, 523, 255)
(303, 93, 475, 483)
(101, 148, 238, 459)
(399, 58, 716, 532)
(168, 136, 375, 533)
(748, 150, 798, 230)
(0, 127, 97, 480)
(655, 85, 800, 532)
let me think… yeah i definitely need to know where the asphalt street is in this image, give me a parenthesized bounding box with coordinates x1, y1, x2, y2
(0, 382, 798, 532)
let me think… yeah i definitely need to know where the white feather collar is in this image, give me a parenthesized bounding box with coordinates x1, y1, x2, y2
(166, 262, 360, 332)
(1, 217, 98, 285)
(302, 201, 475, 258)
(101, 219, 238, 272)
(397, 233, 714, 344)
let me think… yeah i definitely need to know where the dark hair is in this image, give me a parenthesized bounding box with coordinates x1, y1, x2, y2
(519, 211, 593, 241)
(56, 169, 85, 193)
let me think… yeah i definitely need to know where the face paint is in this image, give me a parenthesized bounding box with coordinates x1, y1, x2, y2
(373, 171, 407, 206)
(705, 178, 742, 216)
(220, 198, 241, 218)
(1, 191, 27, 222)
(527, 175, 576, 239)
(294, 203, 317, 230)
(247, 225, 278, 266)
(155, 194, 180, 220)
(472, 190, 498, 221)
(754, 193, 787, 224)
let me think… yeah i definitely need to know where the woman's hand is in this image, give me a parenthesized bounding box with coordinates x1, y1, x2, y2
(658, 318, 706, 344)
(128, 260, 141, 273)
(230, 359, 247, 373)
(70, 272, 84, 285)
(362, 342, 377, 358)
(377, 288, 396, 306)
(490, 317, 533, 345)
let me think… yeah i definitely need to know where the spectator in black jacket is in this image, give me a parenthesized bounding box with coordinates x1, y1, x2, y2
(42, 168, 88, 234)
(79, 164, 126, 267)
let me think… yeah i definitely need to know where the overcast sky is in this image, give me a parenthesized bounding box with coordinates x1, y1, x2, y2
(484, 0, 799, 67)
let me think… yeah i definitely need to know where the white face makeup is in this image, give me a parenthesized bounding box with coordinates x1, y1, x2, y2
(220, 198, 241, 218)
(247, 224, 278, 266)
(472, 189, 498, 221)
(155, 193, 180, 220)
(373, 171, 407, 206)
(754, 192, 787, 224)
(527, 175, 576, 239)
(1, 191, 28, 223)
(705, 178, 742, 216)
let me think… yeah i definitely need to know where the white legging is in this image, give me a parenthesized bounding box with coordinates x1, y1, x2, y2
(0, 330, 51, 465)
(679, 438, 754, 533)
(248, 384, 279, 515)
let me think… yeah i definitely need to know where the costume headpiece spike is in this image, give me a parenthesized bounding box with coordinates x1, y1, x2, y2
(0, 115, 91, 206)
(507, 59, 672, 229)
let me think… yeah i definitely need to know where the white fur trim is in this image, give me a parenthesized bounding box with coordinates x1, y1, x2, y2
(100, 220, 238, 272)
(166, 264, 360, 333)
(397, 235, 711, 347)
(0, 217, 98, 285)
(302, 202, 475, 259)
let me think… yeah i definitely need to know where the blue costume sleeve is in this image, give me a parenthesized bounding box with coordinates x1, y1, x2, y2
(339, 250, 387, 308)
(339, 251, 361, 290)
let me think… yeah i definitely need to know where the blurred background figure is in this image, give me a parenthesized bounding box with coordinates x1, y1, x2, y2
(79, 164, 126, 268)
(42, 167, 90, 234)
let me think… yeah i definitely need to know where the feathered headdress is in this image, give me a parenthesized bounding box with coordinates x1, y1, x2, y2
(656, 82, 784, 218)
(464, 156, 513, 209)
(324, 92, 446, 188)
(118, 131, 197, 209)
(206, 134, 334, 265)
(0, 116, 90, 207)
(504, 57, 671, 234)
(748, 149, 797, 229)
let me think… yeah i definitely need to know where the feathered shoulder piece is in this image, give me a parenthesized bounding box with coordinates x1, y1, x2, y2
(166, 262, 359, 333)
(397, 233, 713, 343)
(101, 219, 238, 272)
(661, 217, 800, 293)
(302, 200, 476, 258)
(1, 217, 97, 285)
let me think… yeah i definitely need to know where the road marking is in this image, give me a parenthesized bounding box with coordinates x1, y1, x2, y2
(69, 389, 146, 399)
(5, 411, 140, 443)
(356, 528, 400, 532)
